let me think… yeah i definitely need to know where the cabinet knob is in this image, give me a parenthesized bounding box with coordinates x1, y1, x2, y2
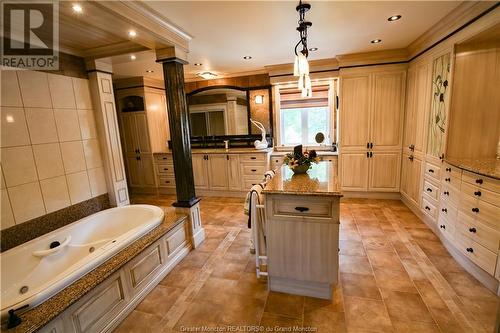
(471, 207, 480, 213)
(370, 142, 373, 149)
(440, 225, 445, 229)
(441, 208, 447, 213)
(295, 206, 310, 212)
(425, 206, 430, 211)
(408, 155, 414, 161)
(428, 169, 434, 173)
(475, 179, 483, 184)
(444, 191, 449, 196)
(468, 227, 477, 233)
(226, 155, 229, 160)
(466, 247, 474, 253)
(408, 144, 415, 151)
(445, 178, 451, 182)
(446, 167, 451, 172)
(426, 188, 432, 192)
(474, 191, 481, 197)
(367, 142, 370, 149)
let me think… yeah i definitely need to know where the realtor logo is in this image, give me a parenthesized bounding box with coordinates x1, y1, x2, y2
(1, 1, 59, 70)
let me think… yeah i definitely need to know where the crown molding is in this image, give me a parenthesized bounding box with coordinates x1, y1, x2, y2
(336, 49, 408, 67)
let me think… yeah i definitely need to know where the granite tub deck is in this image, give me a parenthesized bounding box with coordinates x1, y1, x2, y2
(445, 157, 500, 180)
(6, 209, 187, 333)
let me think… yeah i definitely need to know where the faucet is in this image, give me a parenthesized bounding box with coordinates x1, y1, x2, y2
(7, 309, 22, 329)
(223, 140, 229, 150)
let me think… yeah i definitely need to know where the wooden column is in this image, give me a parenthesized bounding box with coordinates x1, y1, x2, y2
(160, 58, 198, 207)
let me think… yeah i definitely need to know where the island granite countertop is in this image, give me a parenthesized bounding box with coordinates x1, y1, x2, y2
(263, 162, 342, 196)
(153, 148, 273, 155)
(445, 157, 500, 180)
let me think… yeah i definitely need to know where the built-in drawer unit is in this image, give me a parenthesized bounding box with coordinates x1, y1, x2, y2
(424, 161, 441, 182)
(454, 231, 497, 275)
(242, 164, 267, 176)
(457, 212, 499, 252)
(460, 193, 500, 229)
(158, 176, 176, 188)
(240, 153, 267, 163)
(461, 180, 500, 208)
(423, 180, 439, 201)
(441, 184, 461, 207)
(270, 196, 335, 220)
(154, 154, 173, 163)
(156, 163, 174, 176)
(421, 196, 437, 219)
(442, 163, 462, 180)
(462, 171, 500, 193)
(438, 214, 454, 241)
(439, 198, 458, 223)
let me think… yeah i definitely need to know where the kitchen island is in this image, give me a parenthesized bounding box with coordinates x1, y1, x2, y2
(262, 162, 342, 299)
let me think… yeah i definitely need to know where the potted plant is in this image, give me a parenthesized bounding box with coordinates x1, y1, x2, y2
(283, 145, 320, 174)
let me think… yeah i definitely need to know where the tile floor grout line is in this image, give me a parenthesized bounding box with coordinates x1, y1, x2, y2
(382, 207, 488, 333)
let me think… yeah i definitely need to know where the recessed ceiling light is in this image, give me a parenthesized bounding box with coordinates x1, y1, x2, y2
(197, 72, 218, 80)
(146, 70, 154, 73)
(72, 4, 83, 13)
(371, 39, 382, 44)
(388, 15, 402, 22)
(128, 30, 137, 38)
(308, 47, 318, 51)
(243, 56, 252, 60)
(194, 63, 202, 66)
(130, 54, 136, 60)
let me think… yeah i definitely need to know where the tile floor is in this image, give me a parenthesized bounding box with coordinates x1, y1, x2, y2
(114, 195, 499, 333)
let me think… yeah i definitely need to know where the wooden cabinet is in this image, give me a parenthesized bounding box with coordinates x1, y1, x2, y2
(228, 154, 241, 191)
(207, 154, 229, 190)
(339, 66, 406, 193)
(401, 153, 423, 206)
(192, 154, 209, 190)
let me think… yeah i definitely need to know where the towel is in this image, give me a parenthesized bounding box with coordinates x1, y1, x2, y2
(244, 183, 264, 228)
(264, 170, 276, 181)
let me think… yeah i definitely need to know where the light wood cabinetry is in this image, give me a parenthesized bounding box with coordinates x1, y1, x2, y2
(115, 80, 170, 193)
(192, 154, 209, 190)
(207, 154, 229, 190)
(228, 154, 241, 191)
(401, 154, 423, 206)
(339, 66, 406, 193)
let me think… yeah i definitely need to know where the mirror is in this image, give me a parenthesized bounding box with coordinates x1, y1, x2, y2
(187, 86, 273, 139)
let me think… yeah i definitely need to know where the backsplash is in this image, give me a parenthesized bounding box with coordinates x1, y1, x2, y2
(1, 69, 108, 231)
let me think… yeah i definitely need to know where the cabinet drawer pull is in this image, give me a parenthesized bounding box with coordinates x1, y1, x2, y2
(251, 169, 257, 172)
(446, 167, 451, 172)
(425, 206, 430, 211)
(409, 144, 415, 151)
(441, 208, 447, 213)
(408, 155, 414, 161)
(295, 207, 310, 212)
(475, 179, 483, 184)
(440, 225, 445, 229)
(444, 191, 449, 196)
(366, 142, 370, 149)
(466, 247, 474, 253)
(250, 157, 257, 160)
(163, 168, 169, 171)
(445, 178, 451, 182)
(469, 227, 477, 233)
(471, 208, 480, 213)
(428, 169, 434, 173)
(162, 157, 167, 160)
(165, 181, 170, 184)
(426, 188, 432, 192)
(474, 191, 481, 197)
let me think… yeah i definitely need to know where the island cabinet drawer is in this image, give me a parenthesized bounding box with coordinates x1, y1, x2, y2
(441, 184, 460, 206)
(461, 181, 500, 208)
(441, 172, 461, 190)
(158, 176, 176, 188)
(462, 171, 500, 193)
(460, 193, 500, 228)
(242, 165, 267, 176)
(421, 197, 437, 219)
(442, 163, 462, 179)
(423, 180, 439, 201)
(437, 215, 454, 241)
(439, 199, 457, 222)
(271, 197, 336, 220)
(424, 162, 441, 182)
(454, 231, 497, 275)
(240, 153, 266, 163)
(457, 212, 499, 252)
(154, 154, 172, 162)
(156, 164, 174, 175)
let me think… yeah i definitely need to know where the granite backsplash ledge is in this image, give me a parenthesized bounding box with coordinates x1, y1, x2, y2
(1, 194, 110, 252)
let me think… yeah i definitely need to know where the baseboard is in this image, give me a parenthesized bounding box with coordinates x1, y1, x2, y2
(342, 191, 401, 200)
(400, 196, 499, 295)
(196, 189, 247, 198)
(192, 227, 206, 248)
(269, 276, 333, 300)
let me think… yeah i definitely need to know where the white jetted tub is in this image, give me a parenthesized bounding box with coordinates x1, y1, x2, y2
(0, 204, 164, 319)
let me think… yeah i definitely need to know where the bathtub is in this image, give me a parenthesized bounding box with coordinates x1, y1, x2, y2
(0, 204, 164, 319)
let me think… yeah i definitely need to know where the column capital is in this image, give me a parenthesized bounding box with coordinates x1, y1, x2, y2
(155, 46, 189, 64)
(84, 58, 114, 74)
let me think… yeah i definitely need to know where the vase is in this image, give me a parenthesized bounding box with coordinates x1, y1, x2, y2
(292, 163, 310, 174)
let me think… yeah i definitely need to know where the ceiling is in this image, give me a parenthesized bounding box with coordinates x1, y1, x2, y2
(107, 1, 462, 81)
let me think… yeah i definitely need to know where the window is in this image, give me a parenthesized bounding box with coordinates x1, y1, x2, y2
(278, 84, 336, 147)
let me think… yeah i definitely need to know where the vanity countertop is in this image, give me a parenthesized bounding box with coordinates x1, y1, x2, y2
(263, 162, 342, 196)
(445, 157, 500, 180)
(12, 210, 187, 333)
(270, 150, 338, 157)
(153, 148, 273, 155)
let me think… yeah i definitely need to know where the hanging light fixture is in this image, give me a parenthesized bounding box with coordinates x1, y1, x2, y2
(293, 0, 312, 98)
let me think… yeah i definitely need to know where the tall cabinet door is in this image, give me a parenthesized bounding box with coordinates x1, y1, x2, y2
(341, 153, 369, 191)
(121, 114, 138, 154)
(228, 154, 241, 191)
(340, 75, 371, 150)
(403, 68, 417, 152)
(139, 155, 156, 187)
(192, 154, 209, 190)
(369, 152, 401, 191)
(134, 113, 152, 154)
(207, 154, 229, 190)
(413, 63, 431, 156)
(371, 71, 405, 150)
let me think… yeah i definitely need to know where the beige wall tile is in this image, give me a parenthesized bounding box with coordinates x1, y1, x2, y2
(8, 182, 46, 223)
(66, 171, 91, 204)
(25, 108, 58, 144)
(83, 139, 102, 169)
(1, 189, 15, 229)
(1, 70, 23, 107)
(48, 74, 76, 109)
(60, 141, 86, 174)
(1, 107, 30, 147)
(72, 78, 93, 110)
(77, 109, 97, 139)
(17, 71, 52, 108)
(40, 176, 70, 213)
(54, 109, 81, 142)
(1, 146, 38, 187)
(33, 143, 65, 180)
(88, 167, 107, 196)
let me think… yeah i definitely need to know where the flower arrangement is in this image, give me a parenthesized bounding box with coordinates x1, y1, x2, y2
(283, 146, 320, 174)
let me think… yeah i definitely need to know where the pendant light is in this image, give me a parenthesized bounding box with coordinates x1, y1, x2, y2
(293, 0, 312, 98)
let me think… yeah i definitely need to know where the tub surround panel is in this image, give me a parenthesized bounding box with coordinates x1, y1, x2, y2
(0, 194, 110, 252)
(6, 209, 188, 333)
(0, 70, 108, 231)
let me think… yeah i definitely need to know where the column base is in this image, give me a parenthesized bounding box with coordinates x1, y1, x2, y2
(175, 201, 205, 248)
